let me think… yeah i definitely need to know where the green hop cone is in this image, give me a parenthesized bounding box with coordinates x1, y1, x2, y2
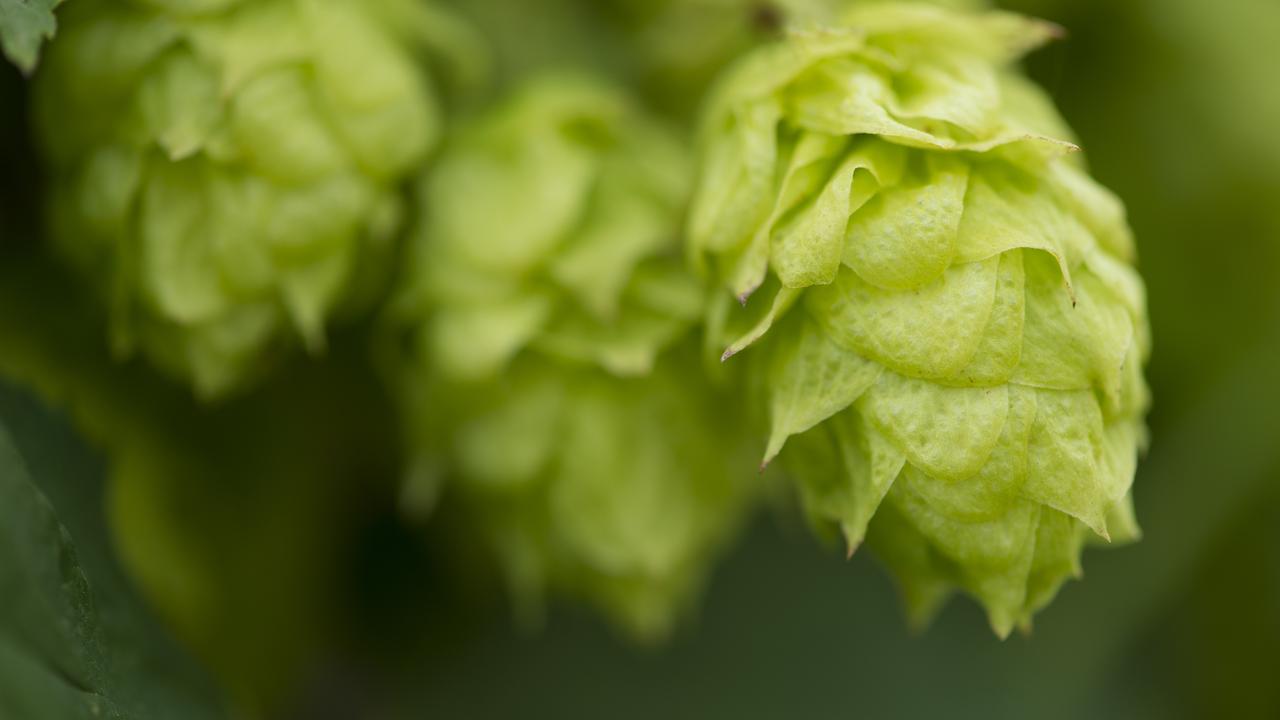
(411, 75, 700, 380)
(412, 351, 754, 640)
(689, 3, 1151, 635)
(398, 75, 758, 639)
(34, 0, 482, 398)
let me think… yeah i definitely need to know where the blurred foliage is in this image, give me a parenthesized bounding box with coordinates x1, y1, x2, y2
(0, 243, 403, 717)
(0, 0, 63, 73)
(0, 385, 226, 719)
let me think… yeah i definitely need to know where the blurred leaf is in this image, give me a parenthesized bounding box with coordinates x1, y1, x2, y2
(0, 0, 63, 73)
(0, 389, 226, 719)
(0, 245, 400, 715)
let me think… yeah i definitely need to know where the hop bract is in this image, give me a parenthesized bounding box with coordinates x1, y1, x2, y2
(399, 76, 757, 639)
(689, 4, 1151, 635)
(34, 0, 479, 398)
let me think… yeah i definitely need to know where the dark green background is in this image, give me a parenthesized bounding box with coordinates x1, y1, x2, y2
(2, 0, 1278, 717)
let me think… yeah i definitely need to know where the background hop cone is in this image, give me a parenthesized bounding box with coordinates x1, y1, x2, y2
(34, 0, 482, 398)
(688, 4, 1151, 635)
(398, 75, 758, 640)
(411, 76, 700, 381)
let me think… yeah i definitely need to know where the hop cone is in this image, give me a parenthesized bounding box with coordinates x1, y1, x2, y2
(689, 4, 1151, 635)
(400, 76, 757, 639)
(34, 0, 480, 398)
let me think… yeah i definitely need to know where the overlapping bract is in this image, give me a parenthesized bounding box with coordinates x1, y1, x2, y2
(399, 76, 757, 639)
(689, 3, 1151, 634)
(34, 0, 479, 398)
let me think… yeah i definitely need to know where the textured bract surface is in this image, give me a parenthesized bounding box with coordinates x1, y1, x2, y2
(34, 0, 480, 398)
(689, 3, 1150, 635)
(399, 76, 757, 639)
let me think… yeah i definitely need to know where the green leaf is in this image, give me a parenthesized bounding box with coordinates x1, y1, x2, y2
(0, 250, 392, 712)
(0, 385, 227, 720)
(0, 0, 63, 74)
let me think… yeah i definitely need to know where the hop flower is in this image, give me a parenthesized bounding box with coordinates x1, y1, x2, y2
(689, 4, 1151, 635)
(408, 75, 701, 381)
(398, 75, 758, 639)
(34, 0, 482, 398)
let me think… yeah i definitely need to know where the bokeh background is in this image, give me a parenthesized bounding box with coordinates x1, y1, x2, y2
(1, 0, 1278, 718)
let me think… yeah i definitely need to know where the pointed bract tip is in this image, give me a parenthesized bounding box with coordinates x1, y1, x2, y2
(840, 523, 865, 559)
(762, 434, 786, 469)
(734, 278, 765, 306)
(845, 540, 861, 561)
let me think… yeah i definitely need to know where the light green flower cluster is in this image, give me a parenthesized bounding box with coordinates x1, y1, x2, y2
(34, 0, 480, 398)
(408, 76, 701, 381)
(399, 76, 757, 639)
(689, 4, 1150, 634)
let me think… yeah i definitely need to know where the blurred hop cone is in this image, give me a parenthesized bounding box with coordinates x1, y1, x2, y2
(396, 75, 759, 641)
(34, 0, 483, 399)
(688, 3, 1151, 636)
